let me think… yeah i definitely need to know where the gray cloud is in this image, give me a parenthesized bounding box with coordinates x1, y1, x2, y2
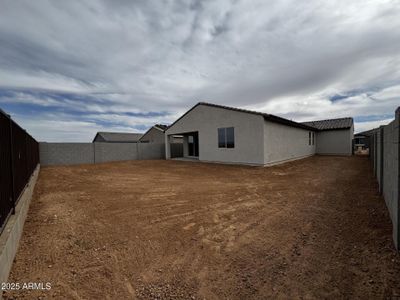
(0, 0, 399, 141)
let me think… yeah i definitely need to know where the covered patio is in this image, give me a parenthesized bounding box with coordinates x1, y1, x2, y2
(166, 131, 199, 159)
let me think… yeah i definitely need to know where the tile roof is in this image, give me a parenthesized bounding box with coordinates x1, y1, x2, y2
(301, 117, 353, 131)
(94, 132, 143, 143)
(355, 129, 375, 136)
(200, 102, 321, 130)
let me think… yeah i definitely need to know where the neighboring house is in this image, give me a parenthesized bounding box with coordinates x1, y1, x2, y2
(165, 102, 354, 166)
(353, 129, 372, 154)
(139, 124, 168, 143)
(92, 132, 143, 143)
(302, 117, 354, 155)
(139, 124, 183, 144)
(139, 124, 184, 158)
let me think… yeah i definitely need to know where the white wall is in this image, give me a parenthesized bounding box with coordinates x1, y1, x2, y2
(264, 120, 316, 165)
(166, 104, 265, 165)
(316, 125, 353, 155)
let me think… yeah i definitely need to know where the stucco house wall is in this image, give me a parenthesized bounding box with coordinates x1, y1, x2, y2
(316, 125, 353, 155)
(140, 127, 165, 143)
(166, 104, 265, 165)
(264, 120, 316, 165)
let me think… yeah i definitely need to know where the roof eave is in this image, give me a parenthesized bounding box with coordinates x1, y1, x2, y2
(92, 133, 99, 143)
(317, 127, 352, 131)
(263, 115, 317, 131)
(167, 102, 319, 132)
(139, 126, 154, 142)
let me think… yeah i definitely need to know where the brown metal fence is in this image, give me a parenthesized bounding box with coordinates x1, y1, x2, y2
(0, 109, 39, 232)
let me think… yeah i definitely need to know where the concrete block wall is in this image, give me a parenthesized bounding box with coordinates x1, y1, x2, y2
(94, 143, 138, 163)
(138, 143, 165, 160)
(370, 107, 400, 250)
(40, 142, 165, 166)
(376, 129, 382, 189)
(39, 143, 94, 165)
(382, 113, 399, 249)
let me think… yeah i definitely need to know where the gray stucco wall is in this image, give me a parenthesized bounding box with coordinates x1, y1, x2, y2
(165, 104, 265, 165)
(316, 125, 353, 155)
(40, 142, 165, 166)
(263, 120, 316, 165)
(140, 127, 165, 143)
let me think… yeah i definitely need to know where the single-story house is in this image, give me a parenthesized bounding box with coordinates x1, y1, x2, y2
(92, 132, 143, 143)
(139, 124, 184, 158)
(353, 129, 373, 154)
(165, 102, 354, 166)
(139, 124, 168, 143)
(302, 117, 354, 155)
(140, 124, 183, 144)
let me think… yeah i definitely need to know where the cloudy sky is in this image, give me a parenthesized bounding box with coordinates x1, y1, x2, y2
(0, 0, 399, 141)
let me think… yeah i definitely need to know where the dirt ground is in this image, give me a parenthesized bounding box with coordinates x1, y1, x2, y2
(3, 156, 400, 299)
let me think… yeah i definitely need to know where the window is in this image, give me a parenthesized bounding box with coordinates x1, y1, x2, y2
(218, 128, 225, 148)
(309, 132, 311, 145)
(312, 132, 315, 145)
(226, 127, 235, 148)
(218, 127, 235, 148)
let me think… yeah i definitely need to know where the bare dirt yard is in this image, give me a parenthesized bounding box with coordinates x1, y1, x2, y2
(3, 156, 400, 299)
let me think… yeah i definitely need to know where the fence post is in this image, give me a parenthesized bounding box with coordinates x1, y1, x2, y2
(8, 117, 16, 214)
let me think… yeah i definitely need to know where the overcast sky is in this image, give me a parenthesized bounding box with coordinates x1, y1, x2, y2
(0, 0, 399, 141)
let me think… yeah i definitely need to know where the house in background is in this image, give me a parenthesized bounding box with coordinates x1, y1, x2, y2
(139, 124, 184, 157)
(92, 132, 143, 143)
(353, 129, 373, 155)
(140, 124, 184, 144)
(165, 102, 354, 166)
(139, 124, 168, 143)
(302, 117, 354, 155)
